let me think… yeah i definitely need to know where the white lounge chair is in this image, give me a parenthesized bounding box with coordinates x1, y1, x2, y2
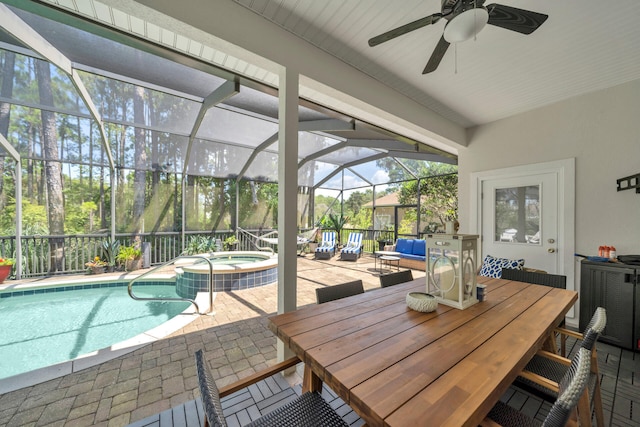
(340, 232, 363, 261)
(315, 231, 336, 259)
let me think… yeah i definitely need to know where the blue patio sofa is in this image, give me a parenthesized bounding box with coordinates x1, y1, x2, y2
(384, 238, 426, 271)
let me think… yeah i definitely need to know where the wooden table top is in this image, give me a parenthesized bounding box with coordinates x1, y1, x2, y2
(269, 276, 578, 427)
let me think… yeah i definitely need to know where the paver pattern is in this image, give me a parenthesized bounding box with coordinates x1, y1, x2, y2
(0, 255, 414, 427)
(2, 256, 638, 426)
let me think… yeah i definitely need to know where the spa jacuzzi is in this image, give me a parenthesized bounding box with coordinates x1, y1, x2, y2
(175, 251, 278, 298)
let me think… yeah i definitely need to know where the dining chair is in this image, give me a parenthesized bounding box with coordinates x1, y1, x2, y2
(501, 268, 568, 355)
(500, 268, 566, 289)
(314, 231, 336, 260)
(315, 279, 364, 304)
(481, 346, 592, 427)
(516, 307, 606, 427)
(379, 270, 413, 288)
(195, 349, 348, 427)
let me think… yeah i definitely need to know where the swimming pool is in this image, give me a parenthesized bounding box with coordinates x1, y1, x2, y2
(0, 281, 192, 386)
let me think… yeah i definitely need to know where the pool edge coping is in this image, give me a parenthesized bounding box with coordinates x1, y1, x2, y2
(0, 286, 211, 395)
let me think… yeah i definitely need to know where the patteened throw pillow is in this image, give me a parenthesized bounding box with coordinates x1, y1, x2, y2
(479, 254, 525, 278)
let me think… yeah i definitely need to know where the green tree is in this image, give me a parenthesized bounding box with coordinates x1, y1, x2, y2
(0, 51, 16, 211)
(344, 190, 372, 218)
(36, 59, 65, 272)
(132, 85, 146, 249)
(324, 213, 348, 245)
(351, 208, 373, 230)
(20, 202, 49, 235)
(66, 201, 98, 234)
(390, 161, 458, 230)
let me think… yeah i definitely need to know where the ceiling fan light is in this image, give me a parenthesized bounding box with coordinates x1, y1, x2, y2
(443, 8, 489, 43)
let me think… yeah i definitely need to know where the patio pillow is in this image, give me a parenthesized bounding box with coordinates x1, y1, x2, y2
(345, 240, 359, 249)
(479, 255, 525, 278)
(412, 239, 426, 256)
(395, 239, 414, 254)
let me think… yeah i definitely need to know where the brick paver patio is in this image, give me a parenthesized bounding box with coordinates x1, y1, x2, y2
(0, 254, 422, 427)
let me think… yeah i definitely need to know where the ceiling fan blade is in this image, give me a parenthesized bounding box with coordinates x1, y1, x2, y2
(486, 4, 548, 35)
(422, 36, 450, 74)
(368, 13, 441, 47)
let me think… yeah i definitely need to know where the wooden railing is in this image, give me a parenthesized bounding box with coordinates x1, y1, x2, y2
(0, 231, 230, 279)
(0, 228, 403, 280)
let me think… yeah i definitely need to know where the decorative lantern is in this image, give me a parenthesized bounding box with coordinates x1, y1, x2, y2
(426, 234, 479, 310)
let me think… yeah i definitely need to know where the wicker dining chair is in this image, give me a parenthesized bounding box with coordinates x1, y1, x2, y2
(481, 346, 593, 427)
(516, 308, 606, 427)
(500, 268, 566, 289)
(379, 270, 413, 288)
(315, 279, 364, 304)
(195, 350, 347, 427)
(501, 268, 569, 355)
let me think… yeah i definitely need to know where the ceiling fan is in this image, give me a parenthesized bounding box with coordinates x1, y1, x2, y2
(368, 0, 548, 74)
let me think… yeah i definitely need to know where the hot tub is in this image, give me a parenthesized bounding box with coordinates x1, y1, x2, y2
(175, 251, 278, 298)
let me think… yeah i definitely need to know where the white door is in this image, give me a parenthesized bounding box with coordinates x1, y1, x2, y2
(471, 159, 575, 322)
(481, 173, 558, 273)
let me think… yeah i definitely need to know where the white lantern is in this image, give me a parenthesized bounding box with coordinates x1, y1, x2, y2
(426, 234, 479, 310)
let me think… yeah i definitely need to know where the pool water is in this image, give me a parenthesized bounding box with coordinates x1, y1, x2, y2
(208, 255, 268, 265)
(0, 284, 189, 380)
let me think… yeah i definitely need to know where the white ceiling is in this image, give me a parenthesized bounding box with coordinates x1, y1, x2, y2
(26, 0, 640, 135)
(231, 0, 640, 128)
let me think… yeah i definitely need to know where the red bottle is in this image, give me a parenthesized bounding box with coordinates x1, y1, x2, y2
(598, 246, 604, 257)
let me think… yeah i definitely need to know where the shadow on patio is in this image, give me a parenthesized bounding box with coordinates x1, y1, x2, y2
(0, 254, 424, 427)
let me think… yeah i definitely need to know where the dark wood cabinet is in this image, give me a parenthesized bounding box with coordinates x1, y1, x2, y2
(580, 260, 640, 350)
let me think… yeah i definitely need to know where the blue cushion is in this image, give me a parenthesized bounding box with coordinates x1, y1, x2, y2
(412, 239, 426, 256)
(479, 255, 525, 278)
(402, 254, 426, 262)
(395, 239, 414, 254)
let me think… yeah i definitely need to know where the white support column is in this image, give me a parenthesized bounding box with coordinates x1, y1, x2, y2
(277, 66, 299, 361)
(0, 134, 21, 278)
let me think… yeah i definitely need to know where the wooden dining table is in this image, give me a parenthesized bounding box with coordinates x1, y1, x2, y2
(268, 276, 578, 427)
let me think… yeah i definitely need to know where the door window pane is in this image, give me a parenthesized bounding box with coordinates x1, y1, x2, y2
(494, 186, 540, 244)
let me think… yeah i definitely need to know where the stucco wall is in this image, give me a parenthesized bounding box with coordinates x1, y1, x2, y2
(458, 79, 640, 324)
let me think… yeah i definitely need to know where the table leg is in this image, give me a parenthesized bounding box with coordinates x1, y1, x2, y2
(542, 333, 558, 353)
(302, 364, 323, 393)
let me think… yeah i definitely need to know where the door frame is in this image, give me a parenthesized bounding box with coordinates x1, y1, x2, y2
(470, 158, 576, 297)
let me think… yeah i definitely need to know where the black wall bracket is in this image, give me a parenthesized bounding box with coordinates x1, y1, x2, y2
(617, 173, 640, 193)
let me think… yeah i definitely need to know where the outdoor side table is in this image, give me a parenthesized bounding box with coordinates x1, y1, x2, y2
(379, 255, 400, 272)
(374, 251, 401, 272)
